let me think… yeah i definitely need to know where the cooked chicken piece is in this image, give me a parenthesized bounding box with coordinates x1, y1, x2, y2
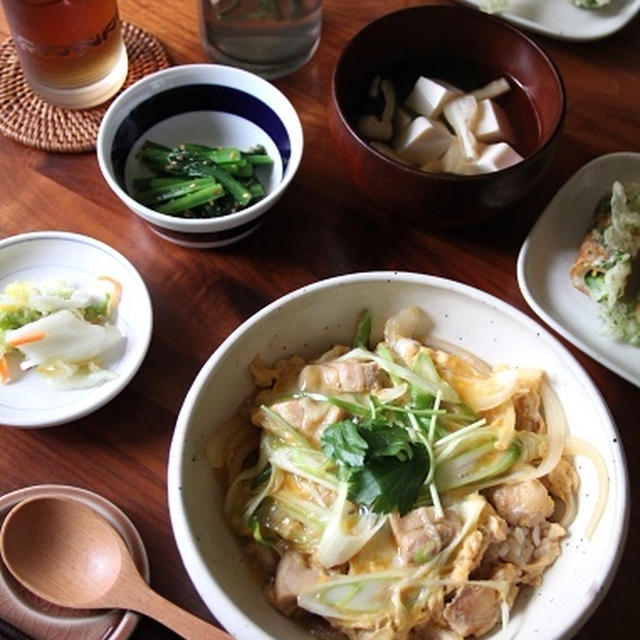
(542, 458, 580, 504)
(251, 354, 306, 388)
(252, 355, 308, 410)
(513, 389, 544, 432)
(407, 611, 463, 640)
(482, 505, 508, 545)
(520, 521, 566, 586)
(490, 562, 521, 606)
(300, 360, 385, 393)
(272, 550, 323, 616)
(269, 397, 344, 443)
(486, 479, 554, 527)
(443, 584, 500, 637)
(390, 506, 461, 564)
(449, 530, 484, 583)
(451, 503, 508, 583)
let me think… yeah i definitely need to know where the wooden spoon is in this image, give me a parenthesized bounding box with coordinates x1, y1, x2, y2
(0, 496, 230, 640)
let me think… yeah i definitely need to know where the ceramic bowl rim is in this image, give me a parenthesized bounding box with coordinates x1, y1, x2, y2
(331, 4, 566, 183)
(0, 230, 153, 428)
(168, 270, 629, 640)
(97, 63, 304, 233)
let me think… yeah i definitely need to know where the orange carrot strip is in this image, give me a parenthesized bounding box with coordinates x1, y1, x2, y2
(0, 355, 8, 384)
(7, 331, 47, 347)
(99, 276, 122, 316)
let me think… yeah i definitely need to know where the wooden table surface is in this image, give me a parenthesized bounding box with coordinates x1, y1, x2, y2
(0, 1, 638, 639)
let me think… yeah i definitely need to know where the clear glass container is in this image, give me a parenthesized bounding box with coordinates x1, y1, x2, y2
(1, 0, 128, 109)
(199, 0, 322, 79)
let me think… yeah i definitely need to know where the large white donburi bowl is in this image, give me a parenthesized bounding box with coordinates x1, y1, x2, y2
(168, 271, 628, 640)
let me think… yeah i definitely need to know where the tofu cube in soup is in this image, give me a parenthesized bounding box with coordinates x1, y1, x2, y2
(405, 76, 461, 119)
(475, 141, 523, 173)
(474, 98, 513, 144)
(393, 116, 453, 165)
(358, 73, 523, 175)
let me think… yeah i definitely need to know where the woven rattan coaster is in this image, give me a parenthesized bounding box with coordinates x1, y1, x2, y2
(0, 22, 171, 153)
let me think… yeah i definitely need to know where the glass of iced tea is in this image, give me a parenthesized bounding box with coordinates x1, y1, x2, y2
(1, 0, 128, 109)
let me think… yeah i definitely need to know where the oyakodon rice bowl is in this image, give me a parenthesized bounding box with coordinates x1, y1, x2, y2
(168, 272, 628, 640)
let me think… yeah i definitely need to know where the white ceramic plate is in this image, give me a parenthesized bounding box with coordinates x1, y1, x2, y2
(517, 152, 640, 388)
(0, 231, 153, 428)
(169, 271, 628, 640)
(457, 0, 640, 41)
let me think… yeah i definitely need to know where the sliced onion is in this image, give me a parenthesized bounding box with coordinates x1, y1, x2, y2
(425, 337, 491, 375)
(460, 381, 567, 492)
(564, 434, 610, 540)
(316, 483, 386, 569)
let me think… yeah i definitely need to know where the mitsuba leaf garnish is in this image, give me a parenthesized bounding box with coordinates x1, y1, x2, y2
(321, 419, 430, 515)
(350, 445, 429, 515)
(321, 420, 368, 469)
(358, 418, 414, 461)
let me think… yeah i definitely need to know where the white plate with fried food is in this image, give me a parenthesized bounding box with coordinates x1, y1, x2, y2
(517, 152, 640, 388)
(0, 231, 153, 427)
(457, 0, 640, 41)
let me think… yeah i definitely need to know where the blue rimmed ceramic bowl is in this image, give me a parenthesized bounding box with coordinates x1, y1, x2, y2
(97, 64, 303, 248)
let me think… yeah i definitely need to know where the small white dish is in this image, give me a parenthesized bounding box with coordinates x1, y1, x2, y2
(457, 0, 640, 41)
(169, 271, 628, 640)
(0, 231, 153, 428)
(97, 64, 304, 248)
(517, 152, 640, 388)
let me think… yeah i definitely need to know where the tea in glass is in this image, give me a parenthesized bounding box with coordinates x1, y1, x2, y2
(1, 0, 128, 109)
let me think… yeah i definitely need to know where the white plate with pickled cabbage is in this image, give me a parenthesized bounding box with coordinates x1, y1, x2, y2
(0, 231, 152, 428)
(517, 152, 640, 388)
(458, 0, 640, 41)
(168, 271, 628, 640)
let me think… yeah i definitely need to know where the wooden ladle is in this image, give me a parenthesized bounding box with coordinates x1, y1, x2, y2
(0, 496, 230, 640)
